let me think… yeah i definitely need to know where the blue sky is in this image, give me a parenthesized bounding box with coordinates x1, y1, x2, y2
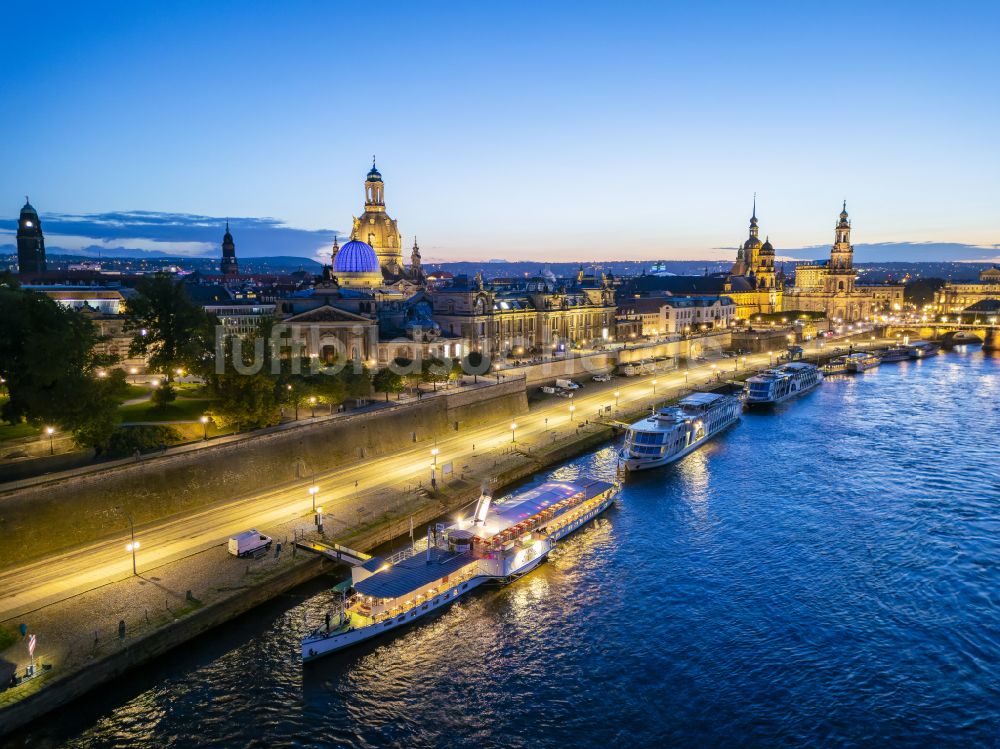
(1, 1, 998, 262)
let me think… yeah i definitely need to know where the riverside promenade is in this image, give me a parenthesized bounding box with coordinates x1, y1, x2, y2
(0, 332, 892, 736)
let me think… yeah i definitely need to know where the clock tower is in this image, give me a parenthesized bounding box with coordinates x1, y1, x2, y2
(16, 198, 46, 275)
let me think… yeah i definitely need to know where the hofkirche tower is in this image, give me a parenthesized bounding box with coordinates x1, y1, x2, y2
(825, 201, 855, 293)
(352, 159, 404, 277)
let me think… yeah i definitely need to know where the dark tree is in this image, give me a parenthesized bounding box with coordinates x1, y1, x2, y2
(0, 287, 121, 449)
(372, 368, 405, 401)
(125, 275, 215, 378)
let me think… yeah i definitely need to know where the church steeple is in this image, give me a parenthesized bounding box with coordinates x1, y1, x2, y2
(826, 200, 855, 294)
(220, 220, 238, 275)
(410, 236, 423, 279)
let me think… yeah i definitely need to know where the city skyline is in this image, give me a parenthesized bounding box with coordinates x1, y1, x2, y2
(2, 2, 998, 262)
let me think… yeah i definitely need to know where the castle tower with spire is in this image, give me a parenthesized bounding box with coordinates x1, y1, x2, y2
(220, 221, 238, 275)
(16, 197, 46, 275)
(354, 158, 404, 277)
(724, 195, 782, 318)
(409, 237, 423, 279)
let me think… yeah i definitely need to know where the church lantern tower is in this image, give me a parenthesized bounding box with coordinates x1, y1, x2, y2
(826, 201, 855, 294)
(16, 198, 46, 275)
(220, 221, 238, 275)
(354, 158, 404, 277)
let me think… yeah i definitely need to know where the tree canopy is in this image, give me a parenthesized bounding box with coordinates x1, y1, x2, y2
(0, 286, 124, 448)
(125, 275, 215, 378)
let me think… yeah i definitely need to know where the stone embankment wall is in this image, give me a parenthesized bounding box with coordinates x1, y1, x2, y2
(0, 379, 528, 568)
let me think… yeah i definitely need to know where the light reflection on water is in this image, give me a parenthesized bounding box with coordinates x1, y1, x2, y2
(13, 349, 1000, 748)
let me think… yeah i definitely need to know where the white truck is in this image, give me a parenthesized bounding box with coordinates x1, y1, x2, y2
(555, 378, 580, 390)
(228, 529, 273, 558)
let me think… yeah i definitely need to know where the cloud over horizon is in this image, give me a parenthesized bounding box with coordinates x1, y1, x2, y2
(1, 211, 998, 265)
(0, 211, 341, 261)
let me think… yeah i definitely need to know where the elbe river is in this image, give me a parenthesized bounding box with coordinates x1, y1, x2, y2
(15, 348, 1000, 748)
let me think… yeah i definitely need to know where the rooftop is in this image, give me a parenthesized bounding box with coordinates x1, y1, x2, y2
(354, 548, 474, 600)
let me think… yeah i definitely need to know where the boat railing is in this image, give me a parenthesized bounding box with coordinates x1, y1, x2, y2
(383, 537, 430, 566)
(367, 567, 480, 623)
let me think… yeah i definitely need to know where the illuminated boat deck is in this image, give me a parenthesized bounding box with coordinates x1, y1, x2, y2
(354, 548, 474, 599)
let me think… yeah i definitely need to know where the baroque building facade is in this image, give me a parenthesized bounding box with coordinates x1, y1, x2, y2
(785, 203, 876, 322)
(430, 269, 617, 357)
(933, 266, 1000, 313)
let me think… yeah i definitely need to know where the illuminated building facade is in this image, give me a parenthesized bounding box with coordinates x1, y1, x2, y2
(933, 266, 1000, 313)
(430, 268, 617, 356)
(786, 203, 878, 322)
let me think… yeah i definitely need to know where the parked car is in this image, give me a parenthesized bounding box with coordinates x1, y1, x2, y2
(592, 373, 612, 382)
(555, 378, 581, 390)
(555, 389, 575, 398)
(228, 529, 273, 558)
(540, 386, 556, 394)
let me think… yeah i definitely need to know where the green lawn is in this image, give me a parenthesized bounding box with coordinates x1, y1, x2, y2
(117, 396, 214, 423)
(0, 421, 41, 442)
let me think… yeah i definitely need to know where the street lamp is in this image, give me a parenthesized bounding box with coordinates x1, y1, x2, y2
(45, 426, 55, 455)
(510, 422, 517, 443)
(431, 447, 439, 466)
(651, 378, 657, 394)
(614, 390, 620, 407)
(309, 396, 317, 418)
(126, 541, 140, 576)
(569, 404, 576, 422)
(308, 484, 319, 511)
(122, 510, 139, 576)
(200, 415, 209, 440)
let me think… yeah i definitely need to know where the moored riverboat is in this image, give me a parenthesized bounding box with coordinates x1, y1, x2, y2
(743, 362, 823, 407)
(301, 478, 619, 662)
(845, 352, 881, 372)
(907, 341, 940, 359)
(822, 355, 850, 375)
(618, 392, 741, 471)
(879, 346, 911, 363)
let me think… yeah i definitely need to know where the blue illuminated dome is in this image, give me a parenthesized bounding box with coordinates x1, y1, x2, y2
(334, 239, 379, 274)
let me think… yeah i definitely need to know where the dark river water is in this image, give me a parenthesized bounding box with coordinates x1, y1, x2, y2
(14, 349, 1000, 748)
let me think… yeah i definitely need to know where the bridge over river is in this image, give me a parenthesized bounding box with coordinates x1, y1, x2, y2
(884, 320, 1000, 350)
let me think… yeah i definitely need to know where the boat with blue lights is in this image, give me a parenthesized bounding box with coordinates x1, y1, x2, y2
(301, 478, 619, 662)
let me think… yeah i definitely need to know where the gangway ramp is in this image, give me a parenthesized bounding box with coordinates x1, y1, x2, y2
(296, 540, 372, 566)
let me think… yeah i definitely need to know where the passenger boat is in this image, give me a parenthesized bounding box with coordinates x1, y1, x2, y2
(845, 352, 881, 372)
(822, 355, 849, 375)
(743, 362, 823, 407)
(879, 346, 911, 362)
(618, 392, 741, 471)
(301, 479, 619, 662)
(907, 341, 940, 359)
